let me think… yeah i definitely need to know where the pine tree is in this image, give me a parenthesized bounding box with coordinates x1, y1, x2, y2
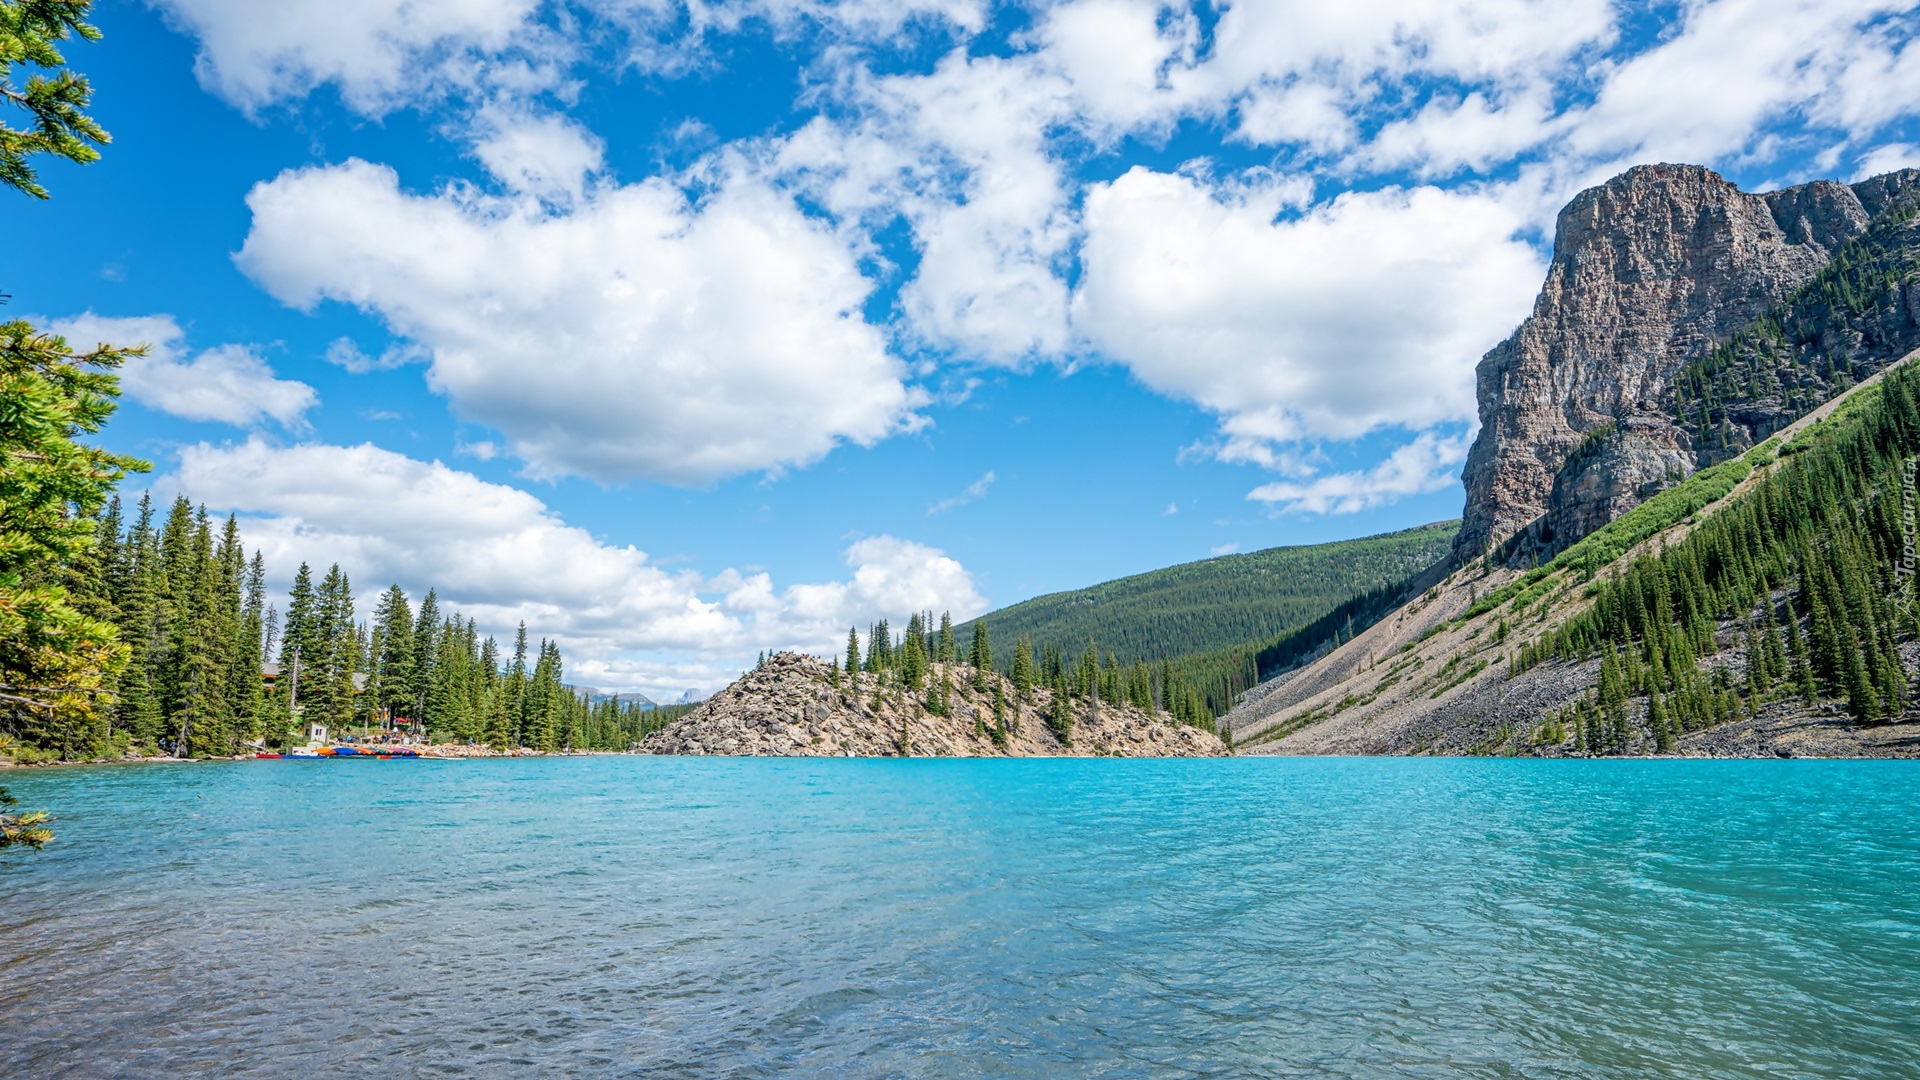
(528, 639, 560, 751)
(190, 512, 238, 754)
(111, 492, 162, 744)
(970, 622, 991, 692)
(0, 0, 112, 200)
(901, 613, 926, 689)
(1597, 649, 1625, 753)
(845, 626, 861, 684)
(234, 547, 266, 744)
(279, 561, 317, 721)
(483, 686, 510, 751)
(412, 589, 441, 732)
(1649, 692, 1674, 753)
(506, 621, 529, 740)
(1048, 669, 1073, 744)
(1011, 636, 1034, 702)
(937, 611, 955, 663)
(306, 564, 356, 732)
(370, 584, 414, 728)
(990, 678, 1008, 746)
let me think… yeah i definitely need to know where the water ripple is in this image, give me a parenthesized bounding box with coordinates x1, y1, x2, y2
(2, 757, 1917, 1077)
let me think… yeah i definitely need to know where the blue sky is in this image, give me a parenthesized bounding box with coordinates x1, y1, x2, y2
(7, 0, 1920, 697)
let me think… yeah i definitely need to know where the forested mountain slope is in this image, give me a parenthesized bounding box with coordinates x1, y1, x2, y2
(1675, 177, 1920, 464)
(956, 523, 1455, 715)
(959, 523, 1455, 665)
(1227, 338, 1920, 758)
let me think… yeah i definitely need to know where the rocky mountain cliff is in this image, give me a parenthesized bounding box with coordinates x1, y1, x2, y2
(1225, 163, 1920, 759)
(642, 652, 1225, 758)
(1227, 353, 1920, 758)
(1457, 164, 1920, 565)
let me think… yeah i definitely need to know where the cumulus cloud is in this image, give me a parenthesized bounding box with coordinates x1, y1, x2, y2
(149, 0, 549, 114)
(1563, 0, 1906, 167)
(1073, 168, 1542, 455)
(48, 313, 316, 428)
(718, 534, 987, 658)
(468, 103, 605, 202)
(160, 0, 1920, 521)
(780, 51, 1079, 363)
(150, 0, 994, 114)
(1246, 432, 1471, 515)
(1175, 0, 1616, 154)
(237, 157, 923, 484)
(169, 438, 987, 695)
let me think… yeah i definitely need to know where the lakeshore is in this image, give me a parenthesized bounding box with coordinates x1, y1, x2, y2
(0, 744, 607, 767)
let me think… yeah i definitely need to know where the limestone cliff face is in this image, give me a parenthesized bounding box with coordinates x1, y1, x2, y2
(1455, 164, 1872, 561)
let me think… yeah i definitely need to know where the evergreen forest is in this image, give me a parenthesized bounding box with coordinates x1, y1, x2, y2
(954, 522, 1455, 718)
(1674, 179, 1920, 461)
(3, 492, 673, 762)
(1513, 360, 1920, 751)
(0, 4, 672, 766)
(813, 610, 1221, 740)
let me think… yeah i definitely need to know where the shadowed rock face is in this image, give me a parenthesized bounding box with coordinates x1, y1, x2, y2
(1455, 164, 1874, 562)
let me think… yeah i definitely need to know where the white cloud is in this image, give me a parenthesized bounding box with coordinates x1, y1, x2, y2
(237, 157, 923, 484)
(1564, 0, 1906, 166)
(169, 438, 987, 696)
(1031, 0, 1199, 139)
(149, 0, 550, 114)
(719, 534, 987, 657)
(159, 0, 1920, 525)
(1190, 0, 1615, 152)
(1359, 91, 1558, 179)
(1818, 13, 1920, 136)
(1246, 432, 1470, 515)
(469, 103, 605, 202)
(1855, 142, 1920, 180)
(927, 469, 994, 514)
(324, 337, 425, 373)
(609, 0, 989, 43)
(780, 51, 1079, 363)
(1073, 167, 1542, 454)
(49, 313, 316, 428)
(1232, 81, 1358, 154)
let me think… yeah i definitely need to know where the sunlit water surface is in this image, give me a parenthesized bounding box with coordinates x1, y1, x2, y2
(2, 756, 1916, 1078)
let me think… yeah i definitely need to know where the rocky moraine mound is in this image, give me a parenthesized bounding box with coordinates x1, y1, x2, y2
(642, 652, 1226, 757)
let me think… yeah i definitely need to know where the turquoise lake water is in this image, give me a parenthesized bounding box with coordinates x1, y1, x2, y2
(1, 757, 1917, 1078)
